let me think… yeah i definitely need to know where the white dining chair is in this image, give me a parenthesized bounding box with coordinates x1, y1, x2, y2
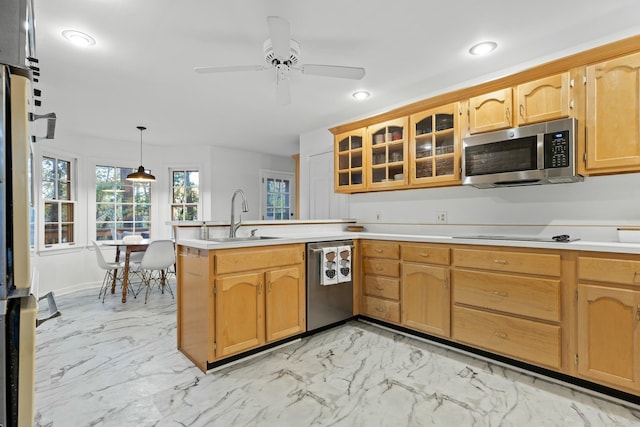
(121, 234, 144, 285)
(135, 240, 176, 303)
(92, 241, 125, 303)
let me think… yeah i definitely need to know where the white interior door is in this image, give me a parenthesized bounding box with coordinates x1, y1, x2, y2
(308, 151, 348, 219)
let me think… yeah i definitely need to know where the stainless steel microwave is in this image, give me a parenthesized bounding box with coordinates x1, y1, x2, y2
(462, 117, 583, 188)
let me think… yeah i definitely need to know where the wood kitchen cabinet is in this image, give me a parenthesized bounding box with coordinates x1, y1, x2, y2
(584, 51, 640, 174)
(468, 88, 513, 134)
(408, 103, 461, 187)
(335, 128, 366, 193)
(177, 243, 305, 371)
(361, 241, 401, 323)
(469, 73, 573, 134)
(401, 243, 451, 337)
(576, 255, 640, 393)
(366, 118, 408, 190)
(452, 247, 563, 369)
(515, 72, 572, 126)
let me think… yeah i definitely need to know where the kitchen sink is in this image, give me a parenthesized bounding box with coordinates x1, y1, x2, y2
(207, 236, 281, 242)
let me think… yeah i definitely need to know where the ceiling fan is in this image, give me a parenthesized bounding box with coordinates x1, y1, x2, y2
(194, 16, 366, 105)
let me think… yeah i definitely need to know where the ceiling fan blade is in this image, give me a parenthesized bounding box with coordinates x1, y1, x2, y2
(300, 64, 366, 80)
(194, 65, 269, 74)
(267, 16, 291, 60)
(276, 74, 291, 105)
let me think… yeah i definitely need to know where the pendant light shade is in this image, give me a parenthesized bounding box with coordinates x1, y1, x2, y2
(126, 126, 156, 182)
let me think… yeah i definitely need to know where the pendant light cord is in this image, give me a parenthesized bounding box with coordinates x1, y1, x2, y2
(137, 125, 147, 165)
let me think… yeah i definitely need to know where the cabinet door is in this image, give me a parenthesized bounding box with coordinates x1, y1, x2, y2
(215, 272, 264, 358)
(586, 51, 640, 172)
(516, 73, 571, 126)
(402, 263, 450, 337)
(335, 128, 366, 193)
(409, 103, 461, 187)
(176, 246, 212, 371)
(265, 265, 305, 342)
(577, 284, 640, 391)
(468, 88, 513, 134)
(366, 117, 408, 189)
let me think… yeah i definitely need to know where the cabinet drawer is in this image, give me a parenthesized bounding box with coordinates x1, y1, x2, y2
(215, 244, 304, 274)
(363, 296, 400, 323)
(453, 306, 561, 369)
(363, 275, 400, 300)
(402, 244, 450, 265)
(453, 270, 560, 322)
(454, 248, 560, 277)
(361, 241, 400, 259)
(363, 258, 400, 278)
(578, 256, 640, 286)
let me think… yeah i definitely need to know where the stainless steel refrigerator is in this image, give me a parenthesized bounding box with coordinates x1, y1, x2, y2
(0, 1, 57, 425)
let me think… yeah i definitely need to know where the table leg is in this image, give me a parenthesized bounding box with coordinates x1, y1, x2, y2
(111, 246, 122, 294)
(122, 251, 131, 303)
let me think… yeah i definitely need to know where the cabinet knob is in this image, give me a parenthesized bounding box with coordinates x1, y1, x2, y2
(493, 331, 508, 340)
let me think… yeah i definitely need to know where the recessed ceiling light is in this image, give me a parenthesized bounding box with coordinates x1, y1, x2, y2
(352, 90, 370, 100)
(469, 41, 497, 56)
(62, 30, 96, 47)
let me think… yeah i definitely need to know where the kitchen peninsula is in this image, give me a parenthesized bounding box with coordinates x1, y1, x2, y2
(173, 220, 640, 405)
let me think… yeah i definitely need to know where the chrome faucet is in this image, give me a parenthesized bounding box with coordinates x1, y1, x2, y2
(229, 189, 249, 238)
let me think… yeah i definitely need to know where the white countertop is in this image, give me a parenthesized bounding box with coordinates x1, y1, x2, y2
(176, 231, 640, 254)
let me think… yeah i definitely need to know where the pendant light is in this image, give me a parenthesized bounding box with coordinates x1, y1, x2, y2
(126, 126, 156, 182)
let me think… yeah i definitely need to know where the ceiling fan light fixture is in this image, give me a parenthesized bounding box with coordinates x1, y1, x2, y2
(352, 90, 370, 100)
(126, 126, 156, 182)
(61, 30, 96, 47)
(469, 41, 498, 56)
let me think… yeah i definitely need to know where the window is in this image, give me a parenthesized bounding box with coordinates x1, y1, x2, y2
(95, 165, 151, 241)
(171, 169, 200, 220)
(260, 170, 294, 220)
(41, 155, 75, 247)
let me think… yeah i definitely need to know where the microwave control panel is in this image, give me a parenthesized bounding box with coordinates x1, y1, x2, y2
(543, 130, 570, 168)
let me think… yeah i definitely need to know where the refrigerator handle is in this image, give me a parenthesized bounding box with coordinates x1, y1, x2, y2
(36, 291, 61, 327)
(29, 111, 57, 142)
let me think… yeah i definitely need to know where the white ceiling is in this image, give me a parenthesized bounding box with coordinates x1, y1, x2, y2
(34, 0, 640, 157)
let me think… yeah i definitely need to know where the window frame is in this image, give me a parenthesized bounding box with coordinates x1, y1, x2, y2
(169, 167, 201, 221)
(94, 164, 152, 242)
(38, 150, 78, 251)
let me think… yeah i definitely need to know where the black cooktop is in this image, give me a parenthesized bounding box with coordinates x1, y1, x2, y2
(453, 234, 579, 243)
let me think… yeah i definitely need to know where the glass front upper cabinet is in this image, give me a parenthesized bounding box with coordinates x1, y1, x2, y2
(335, 128, 366, 193)
(409, 103, 461, 186)
(366, 117, 408, 189)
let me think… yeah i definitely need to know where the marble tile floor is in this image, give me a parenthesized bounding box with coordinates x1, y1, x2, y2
(34, 287, 640, 427)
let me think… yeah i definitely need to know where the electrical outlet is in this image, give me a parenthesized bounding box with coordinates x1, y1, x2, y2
(436, 211, 448, 224)
(376, 211, 382, 221)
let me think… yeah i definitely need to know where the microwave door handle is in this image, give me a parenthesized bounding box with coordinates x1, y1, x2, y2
(537, 133, 545, 169)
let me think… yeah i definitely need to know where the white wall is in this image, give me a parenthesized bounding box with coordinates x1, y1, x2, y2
(31, 136, 293, 295)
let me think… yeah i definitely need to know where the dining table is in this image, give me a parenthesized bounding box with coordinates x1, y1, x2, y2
(104, 239, 150, 303)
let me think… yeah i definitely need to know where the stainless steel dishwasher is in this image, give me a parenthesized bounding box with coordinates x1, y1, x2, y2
(306, 240, 354, 332)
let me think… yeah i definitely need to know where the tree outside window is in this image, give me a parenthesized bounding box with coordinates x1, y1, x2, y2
(42, 156, 75, 247)
(171, 169, 199, 220)
(96, 165, 151, 240)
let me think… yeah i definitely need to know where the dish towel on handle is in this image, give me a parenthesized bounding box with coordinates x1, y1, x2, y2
(321, 247, 338, 286)
(337, 245, 352, 283)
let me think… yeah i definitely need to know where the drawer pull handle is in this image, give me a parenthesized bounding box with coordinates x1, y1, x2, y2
(375, 306, 385, 312)
(493, 331, 508, 339)
(492, 291, 508, 297)
(419, 253, 430, 257)
(375, 249, 384, 253)
(375, 265, 384, 271)
(375, 285, 384, 290)
(493, 259, 508, 265)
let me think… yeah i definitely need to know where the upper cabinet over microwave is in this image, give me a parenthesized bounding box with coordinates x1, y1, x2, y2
(468, 73, 574, 134)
